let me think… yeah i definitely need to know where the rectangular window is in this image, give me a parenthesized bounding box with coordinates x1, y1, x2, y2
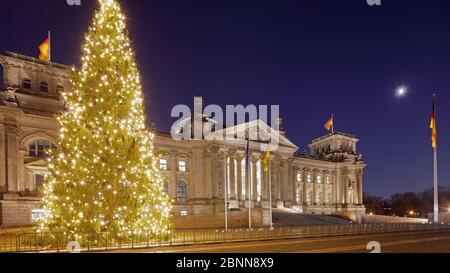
(22, 79, 31, 90)
(30, 144, 37, 158)
(177, 182, 187, 203)
(297, 172, 302, 182)
(35, 175, 45, 188)
(40, 82, 48, 93)
(29, 140, 56, 159)
(326, 191, 332, 204)
(326, 176, 331, 184)
(307, 190, 312, 205)
(317, 175, 322, 184)
(31, 209, 46, 224)
(307, 174, 312, 183)
(178, 160, 186, 172)
(159, 159, 168, 170)
(296, 189, 302, 204)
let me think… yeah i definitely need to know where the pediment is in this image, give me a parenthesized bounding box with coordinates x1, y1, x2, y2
(25, 158, 49, 170)
(207, 119, 299, 150)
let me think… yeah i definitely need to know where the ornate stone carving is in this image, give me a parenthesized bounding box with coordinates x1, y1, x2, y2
(5, 125, 20, 136)
(2, 85, 19, 107)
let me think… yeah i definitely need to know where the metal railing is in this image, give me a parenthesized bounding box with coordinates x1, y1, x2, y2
(1, 223, 449, 253)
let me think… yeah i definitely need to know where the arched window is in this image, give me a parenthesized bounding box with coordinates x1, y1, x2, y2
(176, 181, 187, 203)
(22, 78, 31, 90)
(40, 82, 48, 93)
(29, 140, 57, 159)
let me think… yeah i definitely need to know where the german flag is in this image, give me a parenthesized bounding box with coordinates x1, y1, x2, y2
(430, 99, 437, 148)
(39, 38, 50, 61)
(324, 116, 334, 132)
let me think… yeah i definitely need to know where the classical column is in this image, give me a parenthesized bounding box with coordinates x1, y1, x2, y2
(332, 171, 337, 205)
(357, 171, 363, 205)
(290, 166, 301, 205)
(236, 155, 243, 203)
(0, 124, 6, 191)
(280, 159, 287, 205)
(343, 172, 348, 205)
(6, 126, 19, 193)
(274, 158, 281, 202)
(335, 169, 341, 205)
(217, 152, 224, 199)
(229, 151, 236, 200)
(192, 147, 206, 199)
(312, 170, 318, 205)
(211, 148, 219, 200)
(321, 171, 326, 206)
(244, 156, 250, 207)
(17, 149, 26, 192)
(252, 157, 258, 205)
(169, 150, 178, 199)
(204, 150, 213, 200)
(302, 169, 308, 205)
(222, 150, 228, 200)
(260, 154, 267, 202)
(285, 160, 294, 207)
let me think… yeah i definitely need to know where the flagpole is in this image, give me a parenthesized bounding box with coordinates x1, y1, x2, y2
(332, 113, 334, 133)
(48, 31, 52, 62)
(268, 156, 273, 230)
(224, 153, 228, 231)
(246, 132, 252, 230)
(434, 143, 439, 223)
(432, 93, 439, 224)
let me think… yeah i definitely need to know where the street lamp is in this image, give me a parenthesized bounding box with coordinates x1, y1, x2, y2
(409, 210, 415, 217)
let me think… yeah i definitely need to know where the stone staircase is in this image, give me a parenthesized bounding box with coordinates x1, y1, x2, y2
(273, 208, 351, 226)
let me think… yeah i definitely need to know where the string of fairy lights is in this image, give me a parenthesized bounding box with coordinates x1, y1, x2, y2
(37, 0, 172, 238)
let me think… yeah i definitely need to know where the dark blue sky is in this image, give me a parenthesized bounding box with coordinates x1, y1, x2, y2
(0, 0, 449, 197)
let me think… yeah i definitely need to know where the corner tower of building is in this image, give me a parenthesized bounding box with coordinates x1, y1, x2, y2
(0, 52, 70, 226)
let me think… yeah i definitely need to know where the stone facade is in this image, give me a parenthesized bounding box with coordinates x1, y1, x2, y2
(0, 52, 366, 228)
(0, 52, 69, 227)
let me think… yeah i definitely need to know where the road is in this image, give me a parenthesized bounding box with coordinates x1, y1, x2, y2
(109, 230, 450, 253)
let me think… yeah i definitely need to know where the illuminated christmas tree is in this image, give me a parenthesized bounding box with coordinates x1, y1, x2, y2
(37, 0, 172, 238)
